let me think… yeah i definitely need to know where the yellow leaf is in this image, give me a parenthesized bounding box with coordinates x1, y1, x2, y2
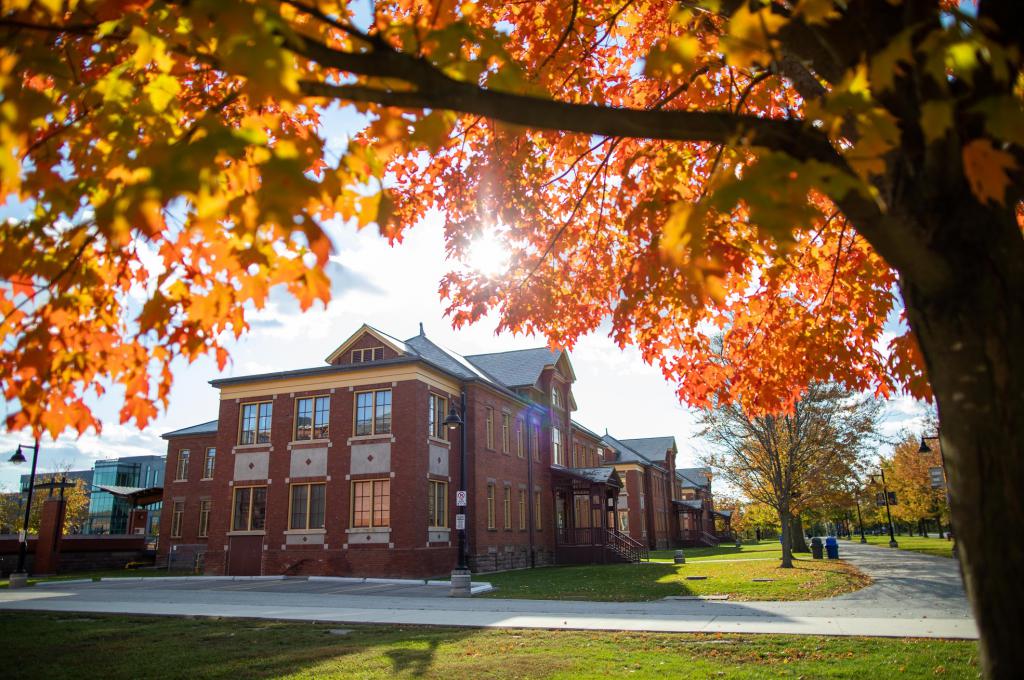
(793, 0, 840, 25)
(721, 5, 785, 69)
(145, 73, 181, 112)
(919, 100, 953, 144)
(962, 138, 1016, 205)
(868, 29, 913, 94)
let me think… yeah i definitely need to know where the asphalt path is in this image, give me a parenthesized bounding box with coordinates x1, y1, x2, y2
(0, 540, 976, 639)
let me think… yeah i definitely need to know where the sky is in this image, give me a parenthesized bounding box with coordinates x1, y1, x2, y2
(0, 105, 934, 490)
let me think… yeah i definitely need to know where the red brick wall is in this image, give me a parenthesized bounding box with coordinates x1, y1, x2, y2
(158, 431, 218, 564)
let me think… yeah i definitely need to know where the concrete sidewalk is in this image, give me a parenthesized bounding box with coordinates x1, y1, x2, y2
(0, 541, 977, 640)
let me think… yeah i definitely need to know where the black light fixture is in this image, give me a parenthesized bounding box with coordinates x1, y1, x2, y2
(918, 437, 932, 454)
(443, 405, 463, 429)
(8, 445, 27, 464)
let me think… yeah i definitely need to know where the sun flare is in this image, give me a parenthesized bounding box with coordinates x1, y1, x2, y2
(465, 229, 510, 278)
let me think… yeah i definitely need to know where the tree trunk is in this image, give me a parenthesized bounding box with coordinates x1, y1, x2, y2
(790, 515, 810, 552)
(896, 199, 1024, 679)
(779, 511, 793, 568)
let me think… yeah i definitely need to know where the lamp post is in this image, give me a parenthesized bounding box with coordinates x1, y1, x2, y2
(8, 439, 41, 588)
(870, 466, 898, 548)
(443, 392, 471, 596)
(920, 433, 956, 557)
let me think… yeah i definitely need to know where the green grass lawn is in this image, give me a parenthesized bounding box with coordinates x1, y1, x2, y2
(481, 555, 867, 602)
(0, 568, 192, 588)
(0, 612, 978, 679)
(854, 535, 956, 558)
(650, 539, 787, 562)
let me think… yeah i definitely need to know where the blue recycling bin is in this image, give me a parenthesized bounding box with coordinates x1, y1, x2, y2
(825, 536, 839, 559)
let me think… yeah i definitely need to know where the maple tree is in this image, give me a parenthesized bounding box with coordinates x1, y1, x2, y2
(882, 432, 950, 536)
(1, 0, 1023, 673)
(702, 382, 881, 567)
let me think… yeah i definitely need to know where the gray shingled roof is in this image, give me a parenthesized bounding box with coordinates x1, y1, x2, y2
(674, 499, 703, 510)
(677, 467, 711, 489)
(601, 434, 653, 467)
(464, 347, 562, 388)
(619, 436, 676, 462)
(162, 420, 218, 439)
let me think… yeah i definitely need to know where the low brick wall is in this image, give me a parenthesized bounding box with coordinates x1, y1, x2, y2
(0, 534, 151, 576)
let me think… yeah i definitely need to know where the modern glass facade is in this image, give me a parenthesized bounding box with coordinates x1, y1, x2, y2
(85, 455, 165, 535)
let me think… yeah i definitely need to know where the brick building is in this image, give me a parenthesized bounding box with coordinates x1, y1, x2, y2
(157, 323, 724, 577)
(675, 467, 732, 546)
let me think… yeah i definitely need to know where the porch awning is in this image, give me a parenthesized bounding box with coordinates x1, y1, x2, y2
(553, 466, 623, 489)
(94, 485, 164, 507)
(714, 509, 733, 518)
(674, 499, 703, 511)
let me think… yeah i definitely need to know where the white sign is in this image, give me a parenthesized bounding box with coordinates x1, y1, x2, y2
(17, 529, 26, 543)
(455, 514, 466, 530)
(456, 490, 468, 506)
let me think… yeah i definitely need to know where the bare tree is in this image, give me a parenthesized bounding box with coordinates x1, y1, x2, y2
(702, 383, 882, 568)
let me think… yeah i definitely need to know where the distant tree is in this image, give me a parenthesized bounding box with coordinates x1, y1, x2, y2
(703, 382, 881, 568)
(0, 469, 90, 535)
(883, 433, 948, 536)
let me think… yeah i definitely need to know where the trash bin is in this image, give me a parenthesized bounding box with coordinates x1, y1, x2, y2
(810, 536, 824, 559)
(825, 536, 839, 559)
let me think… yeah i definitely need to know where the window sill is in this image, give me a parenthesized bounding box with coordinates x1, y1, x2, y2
(233, 443, 271, 452)
(173, 479, 188, 483)
(290, 438, 331, 446)
(348, 434, 394, 444)
(427, 436, 451, 447)
(284, 528, 327, 535)
(227, 530, 266, 536)
(345, 527, 390, 534)
(200, 477, 213, 481)
(428, 526, 450, 532)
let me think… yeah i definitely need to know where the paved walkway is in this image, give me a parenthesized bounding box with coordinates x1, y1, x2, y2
(0, 541, 976, 639)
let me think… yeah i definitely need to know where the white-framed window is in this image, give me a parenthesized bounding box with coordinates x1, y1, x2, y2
(551, 385, 562, 409)
(231, 486, 267, 531)
(289, 483, 326, 530)
(171, 501, 184, 538)
(485, 407, 494, 449)
(354, 389, 391, 436)
(351, 346, 384, 363)
(487, 483, 496, 529)
(352, 479, 390, 528)
(198, 500, 211, 538)
(428, 480, 447, 528)
(516, 418, 524, 458)
(428, 393, 448, 440)
(501, 413, 511, 453)
(175, 450, 190, 481)
(202, 447, 215, 479)
(239, 401, 273, 445)
(295, 395, 330, 440)
(552, 428, 564, 466)
(518, 490, 527, 530)
(534, 491, 542, 531)
(503, 486, 512, 529)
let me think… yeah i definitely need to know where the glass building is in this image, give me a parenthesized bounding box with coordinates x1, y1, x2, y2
(86, 455, 165, 535)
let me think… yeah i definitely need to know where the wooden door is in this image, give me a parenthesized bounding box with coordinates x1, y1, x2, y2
(227, 535, 263, 576)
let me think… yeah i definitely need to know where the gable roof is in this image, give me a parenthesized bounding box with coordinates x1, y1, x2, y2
(677, 467, 711, 489)
(464, 347, 565, 389)
(619, 436, 676, 462)
(324, 323, 410, 364)
(601, 434, 653, 467)
(162, 420, 219, 439)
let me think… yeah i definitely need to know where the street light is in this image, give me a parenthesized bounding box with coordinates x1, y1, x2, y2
(870, 466, 898, 549)
(919, 432, 955, 552)
(7, 439, 41, 588)
(443, 394, 472, 597)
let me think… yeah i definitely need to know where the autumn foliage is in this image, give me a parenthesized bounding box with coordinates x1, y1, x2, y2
(4, 0, 1001, 438)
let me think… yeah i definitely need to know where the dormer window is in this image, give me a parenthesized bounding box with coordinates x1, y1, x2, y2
(352, 346, 384, 363)
(551, 385, 562, 409)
